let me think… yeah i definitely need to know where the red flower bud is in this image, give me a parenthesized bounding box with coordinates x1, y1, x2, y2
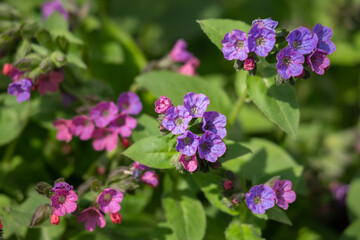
(0, 219, 3, 229)
(50, 213, 60, 225)
(121, 138, 131, 149)
(223, 180, 233, 190)
(2, 63, 13, 76)
(243, 57, 255, 71)
(110, 212, 122, 224)
(295, 70, 305, 79)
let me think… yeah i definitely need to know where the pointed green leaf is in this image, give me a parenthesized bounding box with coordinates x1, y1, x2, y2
(225, 219, 264, 240)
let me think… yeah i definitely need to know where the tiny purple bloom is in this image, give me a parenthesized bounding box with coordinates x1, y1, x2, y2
(329, 182, 349, 205)
(97, 188, 124, 214)
(117, 92, 142, 115)
(155, 96, 172, 114)
(179, 154, 198, 172)
(272, 179, 296, 210)
(7, 79, 32, 103)
(198, 132, 226, 162)
(312, 23, 336, 55)
(306, 50, 330, 75)
(92, 128, 118, 152)
(183, 92, 210, 118)
(286, 27, 318, 55)
(170, 39, 193, 63)
(252, 18, 278, 32)
(70, 115, 95, 141)
(52, 182, 74, 192)
(51, 189, 78, 216)
(221, 30, 249, 61)
(175, 131, 200, 156)
(109, 113, 137, 138)
(162, 105, 192, 135)
(133, 162, 149, 171)
(53, 118, 72, 142)
(42, 0, 69, 21)
(202, 111, 227, 139)
(89, 101, 118, 128)
(248, 25, 276, 57)
(77, 207, 106, 232)
(276, 47, 305, 79)
(178, 57, 200, 76)
(37, 71, 63, 95)
(245, 184, 276, 214)
(141, 170, 159, 188)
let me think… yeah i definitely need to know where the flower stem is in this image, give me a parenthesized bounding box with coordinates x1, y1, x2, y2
(227, 90, 247, 129)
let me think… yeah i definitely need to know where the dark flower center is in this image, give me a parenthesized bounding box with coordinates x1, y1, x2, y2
(254, 195, 262, 205)
(59, 195, 66, 204)
(256, 36, 264, 46)
(117, 117, 125, 126)
(282, 57, 291, 66)
(175, 117, 183, 126)
(122, 102, 129, 110)
(183, 137, 192, 145)
(200, 142, 211, 152)
(292, 41, 301, 49)
(102, 110, 110, 117)
(191, 107, 198, 115)
(236, 40, 244, 49)
(104, 193, 112, 201)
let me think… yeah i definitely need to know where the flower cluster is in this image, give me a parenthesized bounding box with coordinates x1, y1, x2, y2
(276, 23, 335, 80)
(132, 162, 159, 188)
(245, 179, 296, 214)
(53, 92, 142, 152)
(170, 39, 200, 76)
(155, 93, 227, 172)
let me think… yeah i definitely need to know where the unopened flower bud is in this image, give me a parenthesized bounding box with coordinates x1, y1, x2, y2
(110, 212, 122, 224)
(36, 182, 53, 198)
(223, 180, 233, 190)
(243, 57, 255, 71)
(2, 63, 13, 75)
(295, 70, 305, 79)
(121, 138, 131, 149)
(209, 161, 221, 170)
(50, 213, 60, 225)
(29, 204, 52, 227)
(155, 96, 172, 114)
(231, 193, 244, 204)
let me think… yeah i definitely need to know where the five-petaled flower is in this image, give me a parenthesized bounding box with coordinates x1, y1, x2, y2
(272, 179, 296, 210)
(245, 184, 276, 214)
(162, 105, 192, 135)
(222, 30, 250, 61)
(77, 207, 106, 232)
(183, 92, 210, 118)
(51, 189, 78, 216)
(276, 47, 305, 79)
(117, 92, 143, 115)
(198, 132, 226, 162)
(97, 188, 124, 214)
(175, 131, 200, 156)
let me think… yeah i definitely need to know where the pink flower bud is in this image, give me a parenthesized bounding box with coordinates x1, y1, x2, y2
(2, 63, 13, 75)
(50, 213, 60, 225)
(110, 212, 122, 224)
(121, 138, 131, 149)
(223, 180, 233, 190)
(155, 96, 172, 114)
(243, 57, 255, 71)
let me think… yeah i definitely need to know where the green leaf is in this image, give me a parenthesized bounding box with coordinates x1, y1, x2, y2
(163, 192, 206, 240)
(198, 19, 251, 50)
(67, 53, 87, 69)
(221, 140, 252, 163)
(91, 41, 124, 64)
(136, 71, 232, 116)
(0, 94, 31, 146)
(131, 114, 160, 142)
(151, 222, 177, 240)
(225, 219, 264, 240)
(340, 220, 360, 240)
(266, 206, 292, 225)
(123, 135, 179, 169)
(246, 75, 299, 138)
(347, 177, 360, 221)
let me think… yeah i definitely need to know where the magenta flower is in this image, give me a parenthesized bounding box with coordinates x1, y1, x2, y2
(37, 72, 64, 95)
(92, 128, 118, 151)
(52, 182, 74, 192)
(243, 57, 255, 71)
(221, 30, 249, 61)
(97, 188, 124, 214)
(306, 50, 330, 75)
(42, 0, 69, 20)
(312, 23, 336, 55)
(178, 57, 200, 76)
(141, 170, 159, 188)
(70, 115, 95, 141)
(183, 92, 210, 118)
(50, 189, 78, 216)
(109, 113, 137, 138)
(176, 131, 200, 156)
(276, 47, 304, 79)
(329, 182, 349, 205)
(286, 27, 318, 55)
(133, 162, 150, 171)
(117, 92, 142, 115)
(89, 101, 118, 128)
(155, 96, 172, 114)
(202, 111, 227, 139)
(8, 79, 32, 103)
(77, 207, 106, 232)
(245, 184, 276, 214)
(272, 179, 296, 210)
(53, 118, 72, 142)
(179, 154, 198, 172)
(223, 180, 233, 190)
(162, 105, 192, 135)
(198, 132, 226, 162)
(170, 39, 193, 63)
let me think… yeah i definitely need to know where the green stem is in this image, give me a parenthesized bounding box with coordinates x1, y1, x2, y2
(227, 90, 247, 129)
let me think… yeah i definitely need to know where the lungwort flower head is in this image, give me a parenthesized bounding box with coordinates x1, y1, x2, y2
(117, 92, 143, 115)
(37, 71, 63, 95)
(179, 154, 198, 172)
(202, 111, 227, 139)
(312, 23, 336, 55)
(52, 182, 74, 192)
(91, 128, 118, 152)
(272, 179, 296, 210)
(109, 113, 137, 138)
(53, 118, 73, 142)
(175, 131, 200, 156)
(306, 50, 330, 75)
(8, 78, 32, 103)
(287, 27, 318, 55)
(183, 92, 210, 118)
(97, 188, 124, 214)
(221, 30, 249, 61)
(252, 18, 278, 32)
(245, 184, 276, 214)
(141, 170, 159, 188)
(170, 39, 193, 63)
(276, 47, 305, 79)
(89, 101, 118, 128)
(155, 96, 172, 114)
(50, 189, 78, 216)
(162, 105, 192, 135)
(78, 207, 106, 232)
(70, 115, 95, 141)
(248, 25, 276, 57)
(198, 131, 226, 162)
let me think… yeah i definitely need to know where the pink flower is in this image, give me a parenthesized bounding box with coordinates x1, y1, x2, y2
(223, 180, 233, 190)
(133, 162, 149, 171)
(141, 170, 159, 188)
(272, 179, 296, 210)
(50, 189, 78, 216)
(179, 154, 198, 172)
(243, 57, 255, 71)
(170, 39, 193, 63)
(92, 128, 118, 152)
(53, 118, 72, 142)
(178, 57, 200, 76)
(70, 115, 95, 140)
(77, 207, 106, 232)
(89, 101, 118, 128)
(154, 96, 172, 114)
(109, 113, 137, 138)
(97, 188, 124, 214)
(37, 71, 64, 94)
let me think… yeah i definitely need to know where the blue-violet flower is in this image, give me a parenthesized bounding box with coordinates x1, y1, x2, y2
(245, 184, 276, 214)
(221, 30, 249, 61)
(286, 27, 318, 55)
(175, 131, 200, 156)
(198, 132, 226, 162)
(162, 105, 192, 135)
(183, 92, 210, 118)
(276, 47, 304, 79)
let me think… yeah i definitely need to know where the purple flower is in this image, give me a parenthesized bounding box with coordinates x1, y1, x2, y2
(198, 132, 226, 162)
(52, 182, 73, 192)
(89, 101, 118, 128)
(7, 79, 32, 103)
(51, 189, 78, 216)
(77, 207, 106, 232)
(141, 170, 159, 188)
(272, 179, 296, 210)
(306, 50, 330, 75)
(117, 92, 142, 115)
(202, 111, 227, 139)
(286, 27, 318, 55)
(42, 0, 69, 21)
(37, 71, 63, 95)
(276, 47, 305, 79)
(92, 128, 118, 152)
(183, 92, 210, 118)
(245, 184, 276, 214)
(109, 113, 137, 138)
(312, 23, 336, 55)
(9, 67, 24, 82)
(248, 25, 276, 57)
(133, 162, 149, 171)
(252, 18, 278, 32)
(179, 154, 198, 172)
(329, 182, 349, 205)
(175, 131, 200, 156)
(97, 188, 124, 214)
(53, 118, 72, 142)
(178, 57, 200, 76)
(155, 96, 172, 114)
(221, 30, 249, 61)
(70, 115, 95, 141)
(162, 105, 192, 135)
(170, 39, 193, 63)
